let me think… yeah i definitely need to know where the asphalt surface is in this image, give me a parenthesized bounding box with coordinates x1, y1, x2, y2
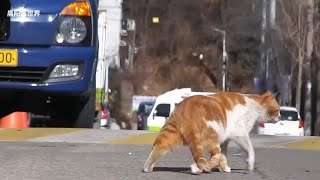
(0, 129, 319, 180)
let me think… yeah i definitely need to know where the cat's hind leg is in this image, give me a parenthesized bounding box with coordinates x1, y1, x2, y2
(219, 153, 231, 173)
(207, 145, 222, 170)
(219, 140, 231, 173)
(188, 136, 211, 174)
(143, 123, 182, 173)
(190, 145, 221, 174)
(188, 132, 214, 174)
(189, 143, 211, 174)
(207, 145, 231, 173)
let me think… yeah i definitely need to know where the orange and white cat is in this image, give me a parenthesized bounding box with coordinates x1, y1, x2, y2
(143, 91, 280, 174)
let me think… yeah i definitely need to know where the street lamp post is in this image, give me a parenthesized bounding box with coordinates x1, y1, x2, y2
(212, 28, 228, 91)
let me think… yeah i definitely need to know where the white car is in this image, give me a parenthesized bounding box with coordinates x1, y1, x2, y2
(257, 106, 304, 136)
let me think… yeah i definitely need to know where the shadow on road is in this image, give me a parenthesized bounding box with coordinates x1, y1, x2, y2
(152, 167, 249, 175)
(152, 167, 190, 174)
(228, 168, 250, 175)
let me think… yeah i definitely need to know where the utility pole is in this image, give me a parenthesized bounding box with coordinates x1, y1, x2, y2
(265, 0, 277, 92)
(315, 0, 320, 137)
(260, 0, 267, 92)
(296, 5, 303, 113)
(304, 0, 314, 136)
(212, 27, 228, 91)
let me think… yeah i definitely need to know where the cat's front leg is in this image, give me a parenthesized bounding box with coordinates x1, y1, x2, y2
(233, 135, 255, 171)
(246, 139, 255, 171)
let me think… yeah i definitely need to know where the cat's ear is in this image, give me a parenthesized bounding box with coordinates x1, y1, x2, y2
(261, 91, 272, 97)
(272, 92, 278, 98)
(260, 91, 274, 102)
(261, 91, 277, 98)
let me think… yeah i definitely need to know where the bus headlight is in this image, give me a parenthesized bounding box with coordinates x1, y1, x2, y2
(58, 17, 87, 44)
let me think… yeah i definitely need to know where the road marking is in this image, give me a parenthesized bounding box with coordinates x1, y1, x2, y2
(0, 128, 85, 141)
(105, 133, 159, 144)
(272, 137, 320, 150)
(0, 127, 318, 150)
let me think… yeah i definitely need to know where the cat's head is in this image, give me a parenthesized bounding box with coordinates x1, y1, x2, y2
(258, 91, 281, 122)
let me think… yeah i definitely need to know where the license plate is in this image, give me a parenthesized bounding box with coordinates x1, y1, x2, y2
(0, 49, 18, 67)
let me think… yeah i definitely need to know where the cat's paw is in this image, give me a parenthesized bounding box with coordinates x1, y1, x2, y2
(143, 168, 153, 173)
(190, 163, 202, 174)
(247, 165, 255, 172)
(247, 159, 255, 171)
(143, 164, 154, 173)
(219, 166, 231, 173)
(197, 158, 212, 172)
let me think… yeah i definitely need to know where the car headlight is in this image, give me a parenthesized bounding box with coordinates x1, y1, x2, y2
(54, 1, 92, 46)
(49, 64, 79, 78)
(57, 17, 87, 44)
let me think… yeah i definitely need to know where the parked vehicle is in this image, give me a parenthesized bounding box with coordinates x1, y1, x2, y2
(137, 101, 154, 130)
(147, 88, 214, 131)
(0, 0, 99, 128)
(257, 106, 304, 136)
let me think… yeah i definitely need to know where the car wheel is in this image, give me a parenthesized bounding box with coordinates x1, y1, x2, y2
(50, 80, 96, 128)
(72, 89, 95, 128)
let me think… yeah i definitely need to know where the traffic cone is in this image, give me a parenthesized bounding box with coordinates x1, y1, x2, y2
(0, 112, 29, 128)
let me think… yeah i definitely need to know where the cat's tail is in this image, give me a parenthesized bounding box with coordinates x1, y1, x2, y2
(143, 121, 182, 172)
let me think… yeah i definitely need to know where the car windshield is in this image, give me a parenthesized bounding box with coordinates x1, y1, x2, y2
(280, 110, 298, 121)
(144, 104, 154, 115)
(138, 103, 154, 115)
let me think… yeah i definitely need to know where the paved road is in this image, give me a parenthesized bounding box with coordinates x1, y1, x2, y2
(0, 129, 319, 180)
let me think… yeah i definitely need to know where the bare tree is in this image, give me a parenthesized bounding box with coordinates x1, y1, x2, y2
(275, 0, 315, 135)
(274, 0, 308, 111)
